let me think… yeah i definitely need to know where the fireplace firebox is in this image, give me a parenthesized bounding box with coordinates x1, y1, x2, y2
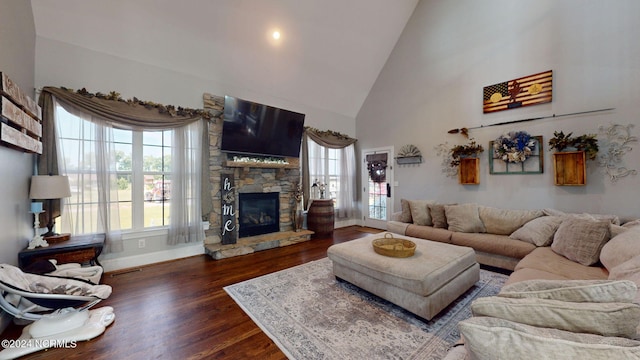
(238, 192, 280, 238)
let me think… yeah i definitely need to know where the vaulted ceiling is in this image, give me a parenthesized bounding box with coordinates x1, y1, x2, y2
(30, 0, 419, 119)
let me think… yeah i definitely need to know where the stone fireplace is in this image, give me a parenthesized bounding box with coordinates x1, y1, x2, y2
(202, 93, 313, 260)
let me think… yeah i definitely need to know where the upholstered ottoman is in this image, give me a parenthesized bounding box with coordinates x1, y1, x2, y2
(327, 233, 479, 320)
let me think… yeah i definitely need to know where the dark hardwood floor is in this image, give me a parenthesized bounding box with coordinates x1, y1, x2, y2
(2, 226, 383, 359)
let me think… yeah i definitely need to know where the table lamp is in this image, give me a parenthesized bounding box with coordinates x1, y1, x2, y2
(29, 175, 72, 241)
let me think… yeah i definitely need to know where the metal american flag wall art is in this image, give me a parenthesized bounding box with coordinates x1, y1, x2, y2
(483, 70, 553, 113)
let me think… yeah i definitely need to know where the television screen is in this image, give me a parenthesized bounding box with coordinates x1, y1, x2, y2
(221, 96, 305, 158)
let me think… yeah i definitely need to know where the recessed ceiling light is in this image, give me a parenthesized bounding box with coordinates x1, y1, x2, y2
(272, 31, 281, 40)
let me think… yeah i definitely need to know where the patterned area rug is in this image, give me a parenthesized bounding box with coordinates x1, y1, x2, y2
(224, 258, 507, 360)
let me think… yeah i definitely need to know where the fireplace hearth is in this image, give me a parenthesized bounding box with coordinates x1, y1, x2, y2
(239, 192, 280, 238)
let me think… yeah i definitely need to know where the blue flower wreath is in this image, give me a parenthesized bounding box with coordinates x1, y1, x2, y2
(493, 131, 536, 163)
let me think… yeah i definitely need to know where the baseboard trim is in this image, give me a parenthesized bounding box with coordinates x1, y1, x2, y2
(100, 243, 205, 272)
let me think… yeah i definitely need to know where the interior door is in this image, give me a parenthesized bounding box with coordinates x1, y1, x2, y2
(362, 147, 394, 229)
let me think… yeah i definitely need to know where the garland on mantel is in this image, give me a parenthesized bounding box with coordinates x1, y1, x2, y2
(61, 87, 212, 119)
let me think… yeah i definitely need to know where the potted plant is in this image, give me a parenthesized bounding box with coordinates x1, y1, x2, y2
(449, 139, 484, 167)
(548, 131, 599, 160)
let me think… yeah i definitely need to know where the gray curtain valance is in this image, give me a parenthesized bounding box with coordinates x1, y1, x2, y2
(40, 87, 206, 130)
(304, 127, 357, 149)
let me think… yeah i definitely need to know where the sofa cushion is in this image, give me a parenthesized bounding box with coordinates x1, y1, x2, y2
(600, 229, 640, 272)
(471, 296, 640, 338)
(609, 257, 640, 303)
(509, 215, 563, 246)
(479, 206, 543, 235)
(408, 200, 434, 226)
(514, 247, 609, 280)
(499, 279, 637, 303)
(387, 221, 410, 236)
(459, 316, 640, 360)
(398, 199, 412, 223)
(451, 232, 535, 260)
(543, 208, 621, 225)
(405, 224, 453, 243)
(428, 203, 453, 229)
(445, 203, 486, 233)
(551, 218, 611, 266)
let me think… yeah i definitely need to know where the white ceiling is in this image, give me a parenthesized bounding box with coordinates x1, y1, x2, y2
(30, 0, 419, 119)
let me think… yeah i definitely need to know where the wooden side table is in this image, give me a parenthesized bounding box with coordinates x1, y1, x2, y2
(18, 233, 106, 269)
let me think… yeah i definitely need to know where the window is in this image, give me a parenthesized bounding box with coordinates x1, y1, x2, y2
(306, 139, 356, 218)
(56, 104, 173, 233)
(308, 142, 341, 207)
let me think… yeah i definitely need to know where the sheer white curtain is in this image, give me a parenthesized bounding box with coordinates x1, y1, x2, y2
(54, 98, 124, 253)
(168, 119, 204, 244)
(338, 144, 356, 219)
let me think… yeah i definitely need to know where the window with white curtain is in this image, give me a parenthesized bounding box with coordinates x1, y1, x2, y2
(55, 103, 175, 232)
(306, 138, 356, 218)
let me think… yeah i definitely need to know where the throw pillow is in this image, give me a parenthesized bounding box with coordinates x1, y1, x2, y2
(428, 203, 454, 229)
(445, 203, 486, 233)
(551, 218, 611, 266)
(399, 199, 412, 223)
(470, 296, 640, 338)
(600, 229, 640, 271)
(459, 316, 640, 360)
(408, 200, 434, 226)
(509, 216, 563, 246)
(498, 279, 637, 303)
(478, 206, 543, 235)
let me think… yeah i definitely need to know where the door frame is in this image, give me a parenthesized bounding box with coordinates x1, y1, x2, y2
(361, 146, 394, 229)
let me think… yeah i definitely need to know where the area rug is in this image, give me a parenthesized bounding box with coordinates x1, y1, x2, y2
(224, 258, 507, 360)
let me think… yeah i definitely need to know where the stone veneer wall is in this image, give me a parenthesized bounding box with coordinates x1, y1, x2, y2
(202, 93, 300, 248)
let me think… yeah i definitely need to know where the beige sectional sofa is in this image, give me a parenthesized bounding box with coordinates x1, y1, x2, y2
(389, 199, 640, 359)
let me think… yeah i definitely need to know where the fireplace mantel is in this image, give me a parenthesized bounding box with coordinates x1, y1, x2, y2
(224, 157, 300, 179)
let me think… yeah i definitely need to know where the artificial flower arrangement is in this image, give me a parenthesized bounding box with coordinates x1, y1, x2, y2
(493, 131, 536, 163)
(548, 131, 599, 160)
(450, 139, 484, 167)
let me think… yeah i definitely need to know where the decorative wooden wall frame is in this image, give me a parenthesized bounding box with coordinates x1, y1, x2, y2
(483, 70, 552, 113)
(489, 136, 544, 174)
(0, 72, 42, 154)
(553, 151, 586, 186)
(459, 158, 480, 184)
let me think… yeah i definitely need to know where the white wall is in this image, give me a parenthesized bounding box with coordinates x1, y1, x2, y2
(35, 38, 356, 137)
(34, 37, 357, 268)
(356, 0, 640, 220)
(0, 0, 36, 265)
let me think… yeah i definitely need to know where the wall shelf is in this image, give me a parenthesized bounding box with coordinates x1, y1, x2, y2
(395, 156, 422, 165)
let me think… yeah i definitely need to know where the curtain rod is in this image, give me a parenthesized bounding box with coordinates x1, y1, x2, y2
(447, 107, 615, 135)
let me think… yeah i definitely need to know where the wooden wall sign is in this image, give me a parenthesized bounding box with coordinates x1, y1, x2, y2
(483, 70, 552, 114)
(221, 174, 237, 244)
(0, 72, 43, 154)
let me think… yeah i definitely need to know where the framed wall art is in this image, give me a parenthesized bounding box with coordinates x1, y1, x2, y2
(489, 134, 544, 174)
(483, 70, 552, 113)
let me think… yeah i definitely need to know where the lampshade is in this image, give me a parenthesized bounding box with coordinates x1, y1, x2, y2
(29, 175, 72, 200)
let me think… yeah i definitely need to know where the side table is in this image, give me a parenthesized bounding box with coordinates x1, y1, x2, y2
(307, 199, 335, 237)
(18, 233, 106, 269)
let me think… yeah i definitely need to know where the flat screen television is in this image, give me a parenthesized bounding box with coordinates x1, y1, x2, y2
(221, 96, 305, 158)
